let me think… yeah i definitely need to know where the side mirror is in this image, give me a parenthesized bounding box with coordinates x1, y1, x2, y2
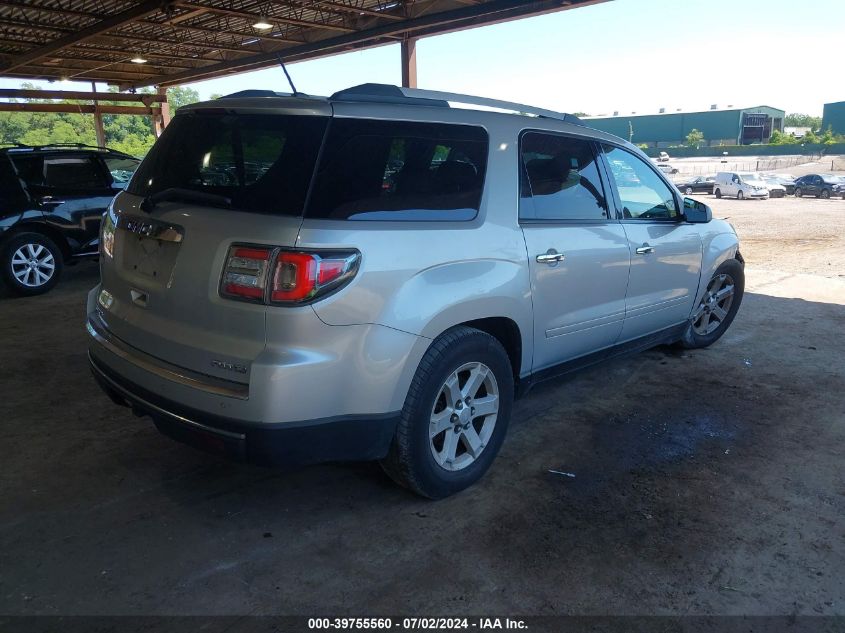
(683, 197, 712, 223)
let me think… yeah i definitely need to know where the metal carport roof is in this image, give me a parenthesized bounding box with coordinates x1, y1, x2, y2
(0, 0, 609, 90)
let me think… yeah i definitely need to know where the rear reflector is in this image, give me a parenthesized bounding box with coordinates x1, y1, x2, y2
(220, 245, 359, 305)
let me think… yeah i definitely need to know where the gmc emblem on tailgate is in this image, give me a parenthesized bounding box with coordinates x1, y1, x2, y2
(211, 359, 248, 374)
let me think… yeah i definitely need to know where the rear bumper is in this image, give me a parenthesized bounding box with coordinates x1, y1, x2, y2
(90, 351, 400, 465)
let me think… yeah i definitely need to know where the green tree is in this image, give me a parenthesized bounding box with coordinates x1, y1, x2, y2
(820, 126, 836, 145)
(685, 128, 704, 148)
(769, 130, 798, 145)
(785, 113, 822, 130)
(167, 86, 200, 112)
(803, 129, 820, 144)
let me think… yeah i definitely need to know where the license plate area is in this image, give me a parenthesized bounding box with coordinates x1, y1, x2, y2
(117, 215, 183, 285)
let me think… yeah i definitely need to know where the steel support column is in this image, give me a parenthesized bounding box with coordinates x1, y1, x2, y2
(401, 36, 417, 89)
(153, 86, 170, 138)
(91, 82, 106, 148)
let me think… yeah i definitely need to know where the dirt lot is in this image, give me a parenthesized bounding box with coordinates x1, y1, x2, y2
(1, 199, 843, 623)
(708, 195, 845, 277)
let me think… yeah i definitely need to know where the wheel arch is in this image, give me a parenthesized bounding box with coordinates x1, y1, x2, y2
(693, 229, 741, 308)
(0, 221, 71, 260)
(457, 316, 523, 387)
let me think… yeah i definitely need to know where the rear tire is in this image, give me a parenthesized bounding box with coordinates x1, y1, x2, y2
(685, 187, 693, 194)
(380, 326, 514, 499)
(715, 188, 722, 198)
(0, 232, 64, 296)
(680, 259, 744, 349)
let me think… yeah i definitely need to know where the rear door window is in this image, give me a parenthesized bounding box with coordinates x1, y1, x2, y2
(307, 119, 488, 221)
(128, 112, 328, 215)
(11, 154, 111, 192)
(519, 132, 609, 221)
(43, 156, 111, 189)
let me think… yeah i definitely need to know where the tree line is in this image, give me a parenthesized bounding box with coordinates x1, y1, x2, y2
(0, 83, 212, 157)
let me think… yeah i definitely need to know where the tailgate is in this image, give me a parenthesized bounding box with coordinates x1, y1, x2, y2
(97, 192, 302, 383)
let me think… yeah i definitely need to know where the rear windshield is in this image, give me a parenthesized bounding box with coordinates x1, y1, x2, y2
(128, 112, 328, 215)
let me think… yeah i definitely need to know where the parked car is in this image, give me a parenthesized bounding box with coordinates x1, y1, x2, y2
(713, 172, 769, 200)
(761, 177, 787, 198)
(793, 174, 845, 199)
(676, 176, 715, 195)
(762, 173, 796, 195)
(0, 144, 140, 295)
(87, 84, 744, 498)
(658, 151, 670, 162)
(656, 163, 679, 175)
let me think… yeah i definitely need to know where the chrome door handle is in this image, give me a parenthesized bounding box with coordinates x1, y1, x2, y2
(536, 249, 565, 264)
(635, 245, 655, 255)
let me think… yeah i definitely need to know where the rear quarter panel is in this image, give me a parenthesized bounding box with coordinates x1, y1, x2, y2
(300, 105, 534, 378)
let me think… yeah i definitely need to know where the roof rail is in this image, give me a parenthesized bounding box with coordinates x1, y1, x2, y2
(330, 83, 582, 124)
(219, 89, 292, 99)
(0, 142, 126, 154)
(331, 84, 448, 108)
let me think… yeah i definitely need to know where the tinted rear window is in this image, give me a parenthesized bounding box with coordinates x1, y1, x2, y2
(307, 119, 488, 221)
(11, 154, 111, 190)
(128, 112, 328, 215)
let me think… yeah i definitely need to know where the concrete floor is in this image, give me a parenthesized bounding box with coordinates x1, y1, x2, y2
(1, 227, 844, 617)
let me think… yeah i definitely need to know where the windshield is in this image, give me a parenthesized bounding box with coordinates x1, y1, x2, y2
(739, 173, 764, 183)
(821, 174, 844, 183)
(128, 112, 328, 214)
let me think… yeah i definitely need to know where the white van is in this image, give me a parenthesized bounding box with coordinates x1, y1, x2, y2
(714, 172, 769, 200)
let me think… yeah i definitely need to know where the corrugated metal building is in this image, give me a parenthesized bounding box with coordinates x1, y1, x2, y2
(822, 101, 845, 135)
(584, 105, 785, 148)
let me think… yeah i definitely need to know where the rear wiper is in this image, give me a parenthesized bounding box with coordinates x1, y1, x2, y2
(141, 187, 232, 212)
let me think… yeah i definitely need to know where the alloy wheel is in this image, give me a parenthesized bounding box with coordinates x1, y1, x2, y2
(691, 273, 735, 336)
(10, 243, 56, 288)
(429, 361, 499, 472)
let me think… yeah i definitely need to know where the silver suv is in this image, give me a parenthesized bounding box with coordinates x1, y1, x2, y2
(87, 84, 744, 498)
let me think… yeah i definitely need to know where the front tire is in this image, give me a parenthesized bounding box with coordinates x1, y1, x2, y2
(380, 326, 514, 499)
(685, 187, 693, 195)
(680, 259, 744, 349)
(821, 189, 830, 199)
(0, 232, 64, 296)
(795, 187, 802, 197)
(737, 189, 744, 200)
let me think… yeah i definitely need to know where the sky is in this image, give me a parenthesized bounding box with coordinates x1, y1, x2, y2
(3, 0, 844, 116)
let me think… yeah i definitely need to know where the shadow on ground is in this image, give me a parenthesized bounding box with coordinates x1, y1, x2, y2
(0, 264, 842, 616)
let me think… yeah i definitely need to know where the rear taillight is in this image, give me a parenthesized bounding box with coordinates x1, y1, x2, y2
(221, 246, 272, 300)
(220, 245, 359, 305)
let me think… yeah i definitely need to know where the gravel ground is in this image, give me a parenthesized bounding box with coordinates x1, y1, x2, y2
(0, 199, 843, 624)
(706, 195, 845, 278)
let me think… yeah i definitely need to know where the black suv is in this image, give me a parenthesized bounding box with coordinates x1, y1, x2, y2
(0, 144, 139, 295)
(793, 174, 845, 199)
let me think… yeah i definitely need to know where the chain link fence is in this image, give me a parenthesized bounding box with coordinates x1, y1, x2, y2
(672, 154, 844, 177)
